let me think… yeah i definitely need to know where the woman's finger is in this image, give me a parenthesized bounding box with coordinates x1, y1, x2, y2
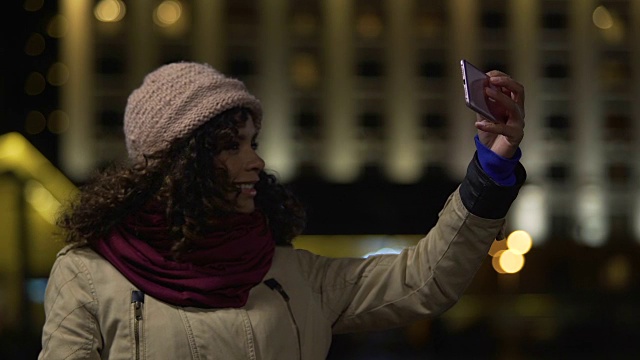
(485, 86, 525, 121)
(476, 119, 524, 143)
(489, 76, 525, 108)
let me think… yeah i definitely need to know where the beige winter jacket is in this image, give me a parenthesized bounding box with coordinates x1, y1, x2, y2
(38, 157, 525, 359)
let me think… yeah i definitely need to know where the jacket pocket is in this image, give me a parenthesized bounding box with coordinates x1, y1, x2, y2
(131, 290, 145, 360)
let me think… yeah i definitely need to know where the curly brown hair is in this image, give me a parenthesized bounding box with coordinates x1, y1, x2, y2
(56, 108, 307, 258)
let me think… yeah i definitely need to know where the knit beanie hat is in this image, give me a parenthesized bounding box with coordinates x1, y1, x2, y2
(124, 61, 262, 161)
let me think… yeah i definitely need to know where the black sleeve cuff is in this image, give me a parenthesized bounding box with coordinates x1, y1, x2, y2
(459, 152, 527, 219)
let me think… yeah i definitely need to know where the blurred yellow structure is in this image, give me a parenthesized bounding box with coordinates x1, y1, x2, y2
(0, 132, 77, 333)
(0, 132, 76, 267)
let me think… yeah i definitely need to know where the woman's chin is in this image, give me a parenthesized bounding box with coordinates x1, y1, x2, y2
(234, 202, 256, 214)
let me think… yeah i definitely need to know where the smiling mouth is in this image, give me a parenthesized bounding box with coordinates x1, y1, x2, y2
(236, 182, 256, 190)
(235, 182, 258, 196)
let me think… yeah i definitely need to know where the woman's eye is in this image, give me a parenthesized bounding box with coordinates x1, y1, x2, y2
(251, 142, 259, 150)
(224, 142, 240, 151)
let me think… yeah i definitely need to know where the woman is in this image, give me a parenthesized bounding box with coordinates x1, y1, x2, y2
(39, 61, 526, 359)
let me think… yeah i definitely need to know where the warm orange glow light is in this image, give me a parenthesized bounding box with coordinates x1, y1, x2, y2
(506, 230, 533, 255)
(154, 0, 182, 27)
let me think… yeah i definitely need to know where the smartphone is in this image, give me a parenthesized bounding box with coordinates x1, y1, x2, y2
(460, 59, 500, 122)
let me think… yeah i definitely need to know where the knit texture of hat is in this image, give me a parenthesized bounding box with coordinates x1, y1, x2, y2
(124, 61, 262, 160)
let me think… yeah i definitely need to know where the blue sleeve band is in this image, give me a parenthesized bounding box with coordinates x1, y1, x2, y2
(474, 134, 521, 186)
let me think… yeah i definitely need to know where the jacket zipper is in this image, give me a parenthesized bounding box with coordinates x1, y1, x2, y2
(131, 290, 145, 360)
(264, 278, 301, 360)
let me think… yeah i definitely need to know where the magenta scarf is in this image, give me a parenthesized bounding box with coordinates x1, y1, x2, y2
(93, 207, 275, 308)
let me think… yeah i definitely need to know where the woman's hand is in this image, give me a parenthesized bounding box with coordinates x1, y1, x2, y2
(475, 71, 525, 159)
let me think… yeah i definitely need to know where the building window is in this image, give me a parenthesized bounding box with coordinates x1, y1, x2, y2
(96, 56, 124, 75)
(604, 113, 632, 143)
(483, 60, 507, 74)
(227, 57, 254, 78)
(544, 63, 569, 79)
(542, 12, 567, 30)
(481, 11, 506, 29)
(423, 113, 446, 130)
(357, 59, 383, 77)
(607, 163, 631, 186)
(359, 112, 383, 139)
(547, 164, 570, 183)
(420, 61, 445, 78)
(550, 214, 572, 238)
(295, 110, 319, 137)
(99, 110, 124, 129)
(546, 114, 570, 138)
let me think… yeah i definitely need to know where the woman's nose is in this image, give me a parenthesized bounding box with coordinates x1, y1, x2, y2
(247, 151, 265, 172)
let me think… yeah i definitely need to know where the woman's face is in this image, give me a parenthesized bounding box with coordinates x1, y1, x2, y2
(215, 118, 265, 214)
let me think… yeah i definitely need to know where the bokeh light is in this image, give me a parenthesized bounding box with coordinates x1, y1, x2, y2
(592, 6, 613, 29)
(47, 14, 69, 38)
(154, 0, 182, 27)
(506, 230, 533, 255)
(497, 250, 525, 274)
(23, 0, 44, 12)
(25, 33, 46, 56)
(25, 111, 47, 135)
(47, 110, 70, 134)
(356, 13, 383, 39)
(47, 62, 70, 87)
(601, 254, 631, 291)
(291, 53, 320, 89)
(24, 72, 46, 96)
(488, 238, 508, 256)
(491, 230, 533, 274)
(94, 0, 126, 23)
